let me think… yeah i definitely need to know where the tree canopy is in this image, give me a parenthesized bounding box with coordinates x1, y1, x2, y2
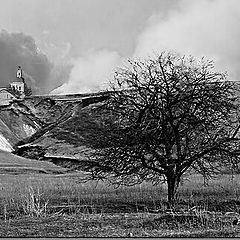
(79, 52, 240, 203)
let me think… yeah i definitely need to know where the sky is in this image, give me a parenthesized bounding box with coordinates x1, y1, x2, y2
(0, 0, 239, 94)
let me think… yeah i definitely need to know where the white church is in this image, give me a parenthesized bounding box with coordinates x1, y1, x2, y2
(0, 66, 26, 106)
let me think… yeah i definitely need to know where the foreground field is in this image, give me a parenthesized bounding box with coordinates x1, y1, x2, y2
(0, 169, 240, 237)
(1, 212, 240, 237)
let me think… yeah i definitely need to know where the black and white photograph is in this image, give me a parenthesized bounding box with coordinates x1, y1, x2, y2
(0, 0, 239, 237)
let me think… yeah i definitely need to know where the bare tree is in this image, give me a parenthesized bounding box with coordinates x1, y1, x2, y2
(79, 52, 240, 204)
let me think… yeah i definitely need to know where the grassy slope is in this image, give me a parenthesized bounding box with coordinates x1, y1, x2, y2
(0, 173, 239, 237)
(18, 102, 99, 160)
(0, 150, 66, 174)
(0, 118, 19, 145)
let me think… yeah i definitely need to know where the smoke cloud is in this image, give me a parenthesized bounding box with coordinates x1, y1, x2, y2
(55, 0, 240, 95)
(0, 30, 54, 94)
(3, 0, 238, 95)
(134, 0, 240, 79)
(51, 50, 121, 94)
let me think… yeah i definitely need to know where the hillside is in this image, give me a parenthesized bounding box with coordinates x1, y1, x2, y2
(0, 93, 109, 169)
(0, 149, 66, 174)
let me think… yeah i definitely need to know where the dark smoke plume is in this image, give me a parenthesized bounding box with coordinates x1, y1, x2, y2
(0, 30, 53, 94)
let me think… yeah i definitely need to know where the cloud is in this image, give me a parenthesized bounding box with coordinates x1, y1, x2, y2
(41, 0, 240, 95)
(54, 0, 240, 95)
(35, 32, 74, 93)
(0, 30, 53, 94)
(51, 49, 121, 94)
(37, 31, 72, 64)
(134, 0, 240, 79)
(47, 61, 73, 93)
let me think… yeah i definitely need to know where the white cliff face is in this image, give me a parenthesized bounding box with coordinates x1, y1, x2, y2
(0, 134, 13, 152)
(23, 124, 36, 137)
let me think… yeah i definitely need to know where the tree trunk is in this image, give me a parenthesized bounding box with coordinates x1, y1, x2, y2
(166, 175, 180, 206)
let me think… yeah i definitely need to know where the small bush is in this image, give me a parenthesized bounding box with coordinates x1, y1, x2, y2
(21, 186, 48, 217)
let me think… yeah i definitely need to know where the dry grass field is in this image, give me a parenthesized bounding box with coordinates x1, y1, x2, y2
(0, 149, 240, 237)
(0, 168, 240, 237)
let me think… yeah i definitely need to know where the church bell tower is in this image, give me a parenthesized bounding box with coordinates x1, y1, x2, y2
(9, 66, 25, 98)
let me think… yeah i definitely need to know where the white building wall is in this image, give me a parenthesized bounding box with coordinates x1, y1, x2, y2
(10, 82, 24, 93)
(0, 91, 15, 99)
(0, 90, 16, 105)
